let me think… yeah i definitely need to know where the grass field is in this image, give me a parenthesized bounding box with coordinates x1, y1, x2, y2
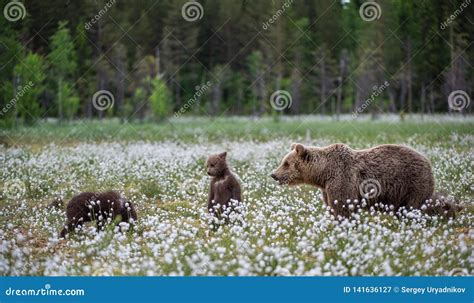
(1, 115, 473, 276)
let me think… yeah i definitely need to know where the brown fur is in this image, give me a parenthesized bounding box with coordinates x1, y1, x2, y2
(271, 143, 460, 219)
(206, 152, 242, 217)
(59, 191, 137, 238)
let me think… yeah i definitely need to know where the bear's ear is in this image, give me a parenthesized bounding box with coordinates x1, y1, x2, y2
(291, 143, 303, 151)
(292, 143, 306, 156)
(218, 151, 227, 159)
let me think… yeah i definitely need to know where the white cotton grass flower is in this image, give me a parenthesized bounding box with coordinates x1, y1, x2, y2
(0, 135, 472, 276)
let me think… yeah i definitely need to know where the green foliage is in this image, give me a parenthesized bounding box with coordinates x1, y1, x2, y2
(149, 76, 171, 121)
(60, 82, 80, 120)
(13, 52, 47, 125)
(49, 21, 77, 77)
(48, 21, 79, 121)
(0, 1, 471, 124)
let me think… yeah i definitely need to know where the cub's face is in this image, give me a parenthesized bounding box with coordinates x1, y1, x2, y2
(206, 152, 228, 177)
(271, 143, 306, 186)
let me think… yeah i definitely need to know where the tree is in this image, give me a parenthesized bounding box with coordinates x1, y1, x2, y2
(60, 83, 80, 120)
(149, 76, 171, 121)
(48, 21, 78, 122)
(247, 50, 266, 115)
(74, 21, 95, 118)
(13, 52, 47, 125)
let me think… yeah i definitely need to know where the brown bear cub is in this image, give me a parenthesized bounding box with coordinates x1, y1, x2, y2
(271, 143, 461, 219)
(59, 191, 137, 238)
(206, 152, 242, 219)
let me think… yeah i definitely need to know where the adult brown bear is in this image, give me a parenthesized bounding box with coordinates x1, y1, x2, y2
(271, 143, 460, 218)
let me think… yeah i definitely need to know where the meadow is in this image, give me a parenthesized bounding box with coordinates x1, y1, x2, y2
(0, 115, 473, 276)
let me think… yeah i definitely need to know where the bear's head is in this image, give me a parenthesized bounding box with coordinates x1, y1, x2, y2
(271, 143, 312, 186)
(206, 151, 228, 177)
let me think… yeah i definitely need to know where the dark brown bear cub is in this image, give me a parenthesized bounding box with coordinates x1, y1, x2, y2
(59, 191, 137, 238)
(206, 152, 242, 219)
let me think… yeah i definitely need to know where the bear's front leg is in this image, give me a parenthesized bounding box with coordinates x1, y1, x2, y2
(326, 180, 358, 219)
(321, 190, 328, 206)
(207, 182, 215, 214)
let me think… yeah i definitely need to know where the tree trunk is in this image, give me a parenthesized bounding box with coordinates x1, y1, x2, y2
(398, 74, 406, 113)
(407, 41, 413, 114)
(211, 81, 221, 115)
(257, 72, 266, 116)
(388, 89, 397, 113)
(429, 85, 435, 114)
(58, 77, 63, 123)
(320, 54, 326, 115)
(420, 82, 426, 120)
(13, 75, 19, 126)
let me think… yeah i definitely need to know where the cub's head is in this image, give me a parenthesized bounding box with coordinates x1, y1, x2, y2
(271, 143, 310, 186)
(206, 152, 228, 177)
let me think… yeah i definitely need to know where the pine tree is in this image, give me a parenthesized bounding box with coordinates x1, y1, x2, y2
(149, 76, 171, 122)
(48, 21, 78, 122)
(13, 52, 47, 125)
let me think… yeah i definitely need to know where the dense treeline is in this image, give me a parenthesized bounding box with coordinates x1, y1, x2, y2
(0, 0, 472, 125)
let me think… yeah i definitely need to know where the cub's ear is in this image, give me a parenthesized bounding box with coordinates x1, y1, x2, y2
(219, 151, 227, 159)
(292, 143, 305, 156)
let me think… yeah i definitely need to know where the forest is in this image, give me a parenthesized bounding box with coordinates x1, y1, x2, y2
(1, 0, 473, 278)
(0, 0, 472, 126)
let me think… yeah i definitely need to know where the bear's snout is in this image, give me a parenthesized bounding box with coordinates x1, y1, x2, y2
(270, 173, 278, 181)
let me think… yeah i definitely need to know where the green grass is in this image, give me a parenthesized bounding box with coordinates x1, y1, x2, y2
(0, 116, 472, 276)
(1, 116, 473, 146)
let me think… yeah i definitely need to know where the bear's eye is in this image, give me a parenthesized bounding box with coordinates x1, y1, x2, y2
(284, 161, 289, 167)
(210, 164, 215, 167)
